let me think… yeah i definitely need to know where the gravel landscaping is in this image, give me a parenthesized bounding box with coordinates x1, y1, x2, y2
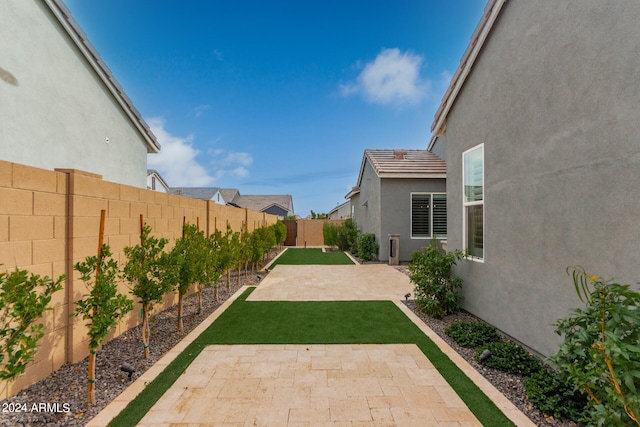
(1, 254, 577, 427)
(0, 267, 264, 427)
(392, 265, 578, 427)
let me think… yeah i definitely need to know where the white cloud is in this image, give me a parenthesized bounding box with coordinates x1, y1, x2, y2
(341, 48, 429, 106)
(147, 117, 213, 187)
(147, 117, 254, 188)
(209, 149, 253, 178)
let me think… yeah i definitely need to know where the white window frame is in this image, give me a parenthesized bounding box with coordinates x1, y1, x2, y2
(410, 192, 447, 239)
(462, 144, 484, 262)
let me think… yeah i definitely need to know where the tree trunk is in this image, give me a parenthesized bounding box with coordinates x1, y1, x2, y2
(197, 288, 203, 313)
(214, 284, 219, 302)
(142, 303, 150, 359)
(226, 269, 230, 291)
(177, 292, 184, 332)
(87, 348, 96, 404)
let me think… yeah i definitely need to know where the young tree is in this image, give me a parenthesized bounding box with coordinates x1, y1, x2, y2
(273, 221, 287, 250)
(0, 267, 63, 381)
(73, 244, 133, 404)
(171, 224, 205, 332)
(123, 223, 175, 359)
(198, 232, 224, 308)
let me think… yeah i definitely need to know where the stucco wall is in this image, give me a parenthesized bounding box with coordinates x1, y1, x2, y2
(0, 0, 150, 188)
(380, 178, 446, 262)
(443, 0, 640, 356)
(352, 160, 381, 246)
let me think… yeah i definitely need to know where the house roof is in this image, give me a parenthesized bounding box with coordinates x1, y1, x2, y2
(430, 0, 507, 142)
(147, 169, 170, 190)
(355, 149, 447, 188)
(328, 200, 350, 216)
(219, 188, 240, 204)
(345, 186, 360, 199)
(45, 0, 160, 153)
(235, 195, 293, 214)
(170, 187, 222, 200)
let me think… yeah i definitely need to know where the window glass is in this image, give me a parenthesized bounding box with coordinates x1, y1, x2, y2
(463, 144, 484, 260)
(464, 146, 483, 202)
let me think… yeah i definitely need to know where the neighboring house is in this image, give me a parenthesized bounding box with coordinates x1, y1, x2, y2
(429, 0, 640, 357)
(147, 170, 170, 193)
(328, 200, 351, 220)
(0, 0, 159, 187)
(170, 187, 226, 205)
(234, 194, 294, 219)
(172, 187, 294, 219)
(347, 149, 446, 262)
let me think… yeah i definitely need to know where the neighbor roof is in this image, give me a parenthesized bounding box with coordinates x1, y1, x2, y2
(45, 0, 160, 153)
(170, 187, 222, 200)
(235, 195, 293, 214)
(430, 0, 506, 141)
(219, 188, 240, 204)
(355, 149, 447, 188)
(147, 169, 170, 190)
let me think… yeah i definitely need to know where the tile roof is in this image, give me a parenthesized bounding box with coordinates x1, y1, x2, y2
(363, 149, 446, 178)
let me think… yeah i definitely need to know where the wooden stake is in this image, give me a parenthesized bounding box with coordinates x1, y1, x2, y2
(87, 209, 106, 405)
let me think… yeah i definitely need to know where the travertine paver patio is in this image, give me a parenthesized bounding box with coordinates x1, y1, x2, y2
(247, 264, 415, 301)
(89, 261, 535, 426)
(137, 344, 481, 427)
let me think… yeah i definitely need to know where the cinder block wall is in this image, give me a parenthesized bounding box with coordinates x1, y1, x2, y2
(296, 219, 345, 247)
(0, 161, 278, 398)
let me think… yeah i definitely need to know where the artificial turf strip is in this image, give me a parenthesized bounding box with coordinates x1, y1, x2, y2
(109, 287, 515, 427)
(269, 247, 354, 267)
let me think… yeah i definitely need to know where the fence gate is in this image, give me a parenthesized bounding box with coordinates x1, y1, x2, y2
(283, 219, 297, 246)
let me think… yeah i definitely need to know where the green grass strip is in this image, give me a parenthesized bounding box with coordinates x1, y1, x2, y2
(109, 287, 514, 426)
(269, 247, 354, 267)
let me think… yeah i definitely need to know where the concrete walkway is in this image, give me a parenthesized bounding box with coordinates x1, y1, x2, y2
(89, 261, 535, 427)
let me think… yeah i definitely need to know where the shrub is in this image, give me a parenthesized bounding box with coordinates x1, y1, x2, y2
(323, 222, 338, 247)
(444, 321, 501, 348)
(354, 233, 378, 261)
(408, 245, 465, 319)
(336, 218, 359, 251)
(551, 267, 640, 426)
(0, 267, 64, 381)
(523, 368, 587, 422)
(476, 341, 542, 376)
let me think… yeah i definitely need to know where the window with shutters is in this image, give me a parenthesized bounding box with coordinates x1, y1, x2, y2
(411, 193, 447, 239)
(463, 144, 484, 260)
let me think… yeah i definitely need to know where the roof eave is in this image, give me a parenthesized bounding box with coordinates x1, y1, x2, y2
(431, 0, 506, 136)
(378, 173, 447, 179)
(45, 0, 161, 153)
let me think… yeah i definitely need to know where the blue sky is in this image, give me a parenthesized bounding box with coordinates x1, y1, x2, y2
(64, 0, 485, 217)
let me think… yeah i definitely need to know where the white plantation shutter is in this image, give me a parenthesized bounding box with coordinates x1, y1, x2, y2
(432, 194, 447, 237)
(411, 194, 431, 237)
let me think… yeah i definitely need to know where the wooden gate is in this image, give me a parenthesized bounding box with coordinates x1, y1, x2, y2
(283, 219, 297, 246)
